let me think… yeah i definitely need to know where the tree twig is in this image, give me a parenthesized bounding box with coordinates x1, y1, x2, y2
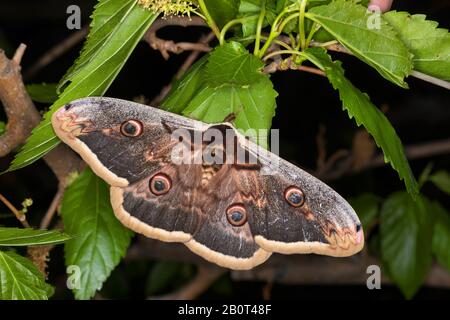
(0, 45, 41, 157)
(264, 57, 326, 76)
(310, 40, 450, 90)
(174, 32, 215, 80)
(143, 16, 210, 60)
(0, 193, 30, 228)
(150, 31, 215, 106)
(43, 144, 84, 187)
(12, 44, 27, 65)
(148, 266, 225, 300)
(309, 40, 352, 54)
(24, 25, 89, 80)
(315, 124, 327, 174)
(128, 238, 450, 289)
(317, 138, 450, 181)
(40, 186, 64, 229)
(410, 70, 450, 90)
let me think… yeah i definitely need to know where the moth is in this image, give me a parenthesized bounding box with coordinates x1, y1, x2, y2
(52, 97, 364, 270)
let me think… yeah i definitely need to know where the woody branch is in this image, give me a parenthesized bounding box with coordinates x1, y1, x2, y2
(0, 45, 82, 223)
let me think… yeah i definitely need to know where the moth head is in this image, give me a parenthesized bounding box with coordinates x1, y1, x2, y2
(51, 97, 164, 186)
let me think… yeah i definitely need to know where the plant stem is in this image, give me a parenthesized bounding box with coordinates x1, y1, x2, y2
(258, 33, 277, 58)
(0, 193, 30, 228)
(263, 49, 302, 61)
(305, 22, 319, 48)
(410, 70, 450, 90)
(296, 0, 301, 49)
(239, 35, 293, 50)
(197, 0, 220, 39)
(220, 17, 248, 45)
(278, 13, 300, 35)
(191, 9, 206, 20)
(258, 12, 298, 57)
(315, 40, 338, 47)
(289, 33, 296, 47)
(272, 38, 294, 50)
(257, 5, 297, 58)
(299, 0, 308, 50)
(254, 0, 267, 55)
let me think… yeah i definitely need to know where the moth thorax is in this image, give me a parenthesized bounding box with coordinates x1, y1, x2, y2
(201, 164, 221, 186)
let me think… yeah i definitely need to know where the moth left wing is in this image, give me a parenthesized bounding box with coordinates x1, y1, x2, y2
(52, 98, 271, 269)
(51, 97, 207, 187)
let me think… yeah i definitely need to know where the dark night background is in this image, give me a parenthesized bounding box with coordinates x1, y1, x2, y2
(0, 0, 449, 299)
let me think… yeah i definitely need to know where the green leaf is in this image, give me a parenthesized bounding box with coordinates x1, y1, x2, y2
(205, 41, 264, 85)
(26, 83, 58, 103)
(275, 0, 288, 12)
(311, 27, 335, 43)
(428, 170, 450, 195)
(0, 250, 53, 300)
(0, 227, 70, 246)
(5, 0, 158, 173)
(163, 42, 278, 147)
(61, 168, 133, 300)
(182, 42, 278, 147)
(238, 0, 277, 37)
(204, 0, 241, 28)
(146, 261, 184, 295)
(303, 47, 418, 196)
(349, 193, 381, 231)
(384, 11, 450, 81)
(0, 122, 5, 135)
(432, 202, 450, 271)
(160, 55, 209, 113)
(307, 1, 412, 88)
(380, 192, 434, 299)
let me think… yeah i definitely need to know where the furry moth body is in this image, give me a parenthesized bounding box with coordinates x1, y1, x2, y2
(52, 97, 364, 270)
